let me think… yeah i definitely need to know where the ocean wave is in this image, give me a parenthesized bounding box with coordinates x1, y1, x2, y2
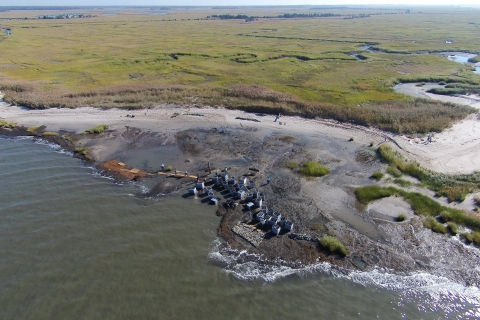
(208, 238, 480, 314)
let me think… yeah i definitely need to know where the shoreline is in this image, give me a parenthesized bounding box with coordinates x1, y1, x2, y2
(1, 96, 480, 175)
(2, 97, 480, 284)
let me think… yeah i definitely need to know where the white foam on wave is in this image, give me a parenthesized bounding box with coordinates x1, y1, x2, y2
(208, 238, 480, 314)
(33, 138, 74, 156)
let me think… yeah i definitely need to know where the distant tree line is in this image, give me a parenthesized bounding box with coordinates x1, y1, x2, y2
(207, 12, 340, 21)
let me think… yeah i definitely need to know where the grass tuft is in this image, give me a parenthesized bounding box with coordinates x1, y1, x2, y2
(447, 222, 458, 235)
(299, 161, 330, 177)
(397, 213, 407, 222)
(320, 235, 348, 256)
(423, 216, 448, 234)
(386, 165, 402, 178)
(27, 126, 40, 134)
(0, 119, 16, 128)
(85, 124, 109, 134)
(370, 171, 384, 181)
(393, 178, 412, 188)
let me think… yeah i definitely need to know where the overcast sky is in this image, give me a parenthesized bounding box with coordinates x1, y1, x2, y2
(2, 1, 479, 7)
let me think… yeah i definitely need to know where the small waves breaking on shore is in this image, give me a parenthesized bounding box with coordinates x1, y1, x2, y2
(208, 238, 480, 316)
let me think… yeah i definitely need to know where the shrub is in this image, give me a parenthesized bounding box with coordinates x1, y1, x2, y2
(386, 166, 402, 178)
(299, 161, 330, 177)
(166, 165, 173, 171)
(370, 171, 384, 181)
(320, 235, 348, 256)
(397, 213, 407, 222)
(85, 124, 109, 134)
(349, 136, 354, 141)
(423, 217, 448, 234)
(286, 160, 298, 170)
(447, 222, 458, 235)
(369, 141, 374, 147)
(393, 178, 412, 187)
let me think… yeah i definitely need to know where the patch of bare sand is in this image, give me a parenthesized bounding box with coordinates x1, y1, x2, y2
(1, 92, 480, 175)
(368, 197, 414, 221)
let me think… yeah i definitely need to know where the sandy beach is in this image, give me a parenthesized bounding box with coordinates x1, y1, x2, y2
(1, 93, 479, 175)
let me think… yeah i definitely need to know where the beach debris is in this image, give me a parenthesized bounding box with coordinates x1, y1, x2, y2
(99, 159, 151, 181)
(231, 222, 265, 247)
(235, 117, 260, 122)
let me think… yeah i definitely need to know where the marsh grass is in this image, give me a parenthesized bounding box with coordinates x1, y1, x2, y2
(461, 232, 480, 245)
(355, 185, 480, 231)
(299, 161, 330, 177)
(386, 165, 402, 178)
(85, 124, 109, 134)
(447, 222, 458, 235)
(1, 8, 479, 135)
(393, 178, 412, 188)
(423, 216, 448, 234)
(370, 171, 384, 181)
(320, 235, 348, 256)
(378, 145, 478, 202)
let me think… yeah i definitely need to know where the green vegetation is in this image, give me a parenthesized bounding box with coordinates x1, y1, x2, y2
(370, 171, 384, 181)
(461, 232, 480, 245)
(85, 124, 109, 134)
(349, 137, 354, 141)
(0, 119, 16, 128)
(397, 213, 407, 222)
(369, 141, 375, 147)
(0, 7, 479, 134)
(320, 235, 348, 256)
(166, 165, 173, 172)
(74, 146, 93, 161)
(386, 165, 402, 178)
(286, 160, 299, 170)
(299, 161, 330, 177)
(42, 131, 59, 136)
(447, 222, 458, 235)
(393, 178, 412, 188)
(423, 216, 448, 234)
(26, 126, 40, 134)
(354, 185, 395, 204)
(378, 145, 479, 202)
(355, 185, 480, 232)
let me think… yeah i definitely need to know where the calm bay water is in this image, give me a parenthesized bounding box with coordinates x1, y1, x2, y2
(1, 137, 479, 319)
